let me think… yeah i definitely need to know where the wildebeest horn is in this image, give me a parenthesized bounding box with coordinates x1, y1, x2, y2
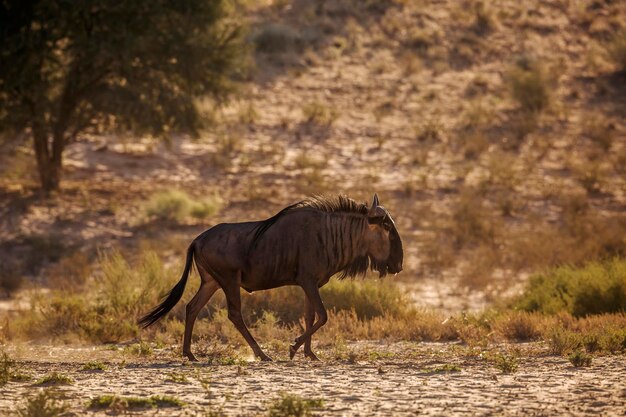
(371, 193, 380, 208)
(368, 193, 385, 222)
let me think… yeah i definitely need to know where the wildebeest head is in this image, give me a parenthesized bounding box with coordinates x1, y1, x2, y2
(365, 194, 404, 277)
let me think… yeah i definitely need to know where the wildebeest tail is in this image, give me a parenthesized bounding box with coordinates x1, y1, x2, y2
(138, 243, 195, 328)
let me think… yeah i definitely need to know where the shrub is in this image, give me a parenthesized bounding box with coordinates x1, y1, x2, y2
(17, 390, 70, 417)
(492, 353, 518, 374)
(506, 55, 552, 114)
(494, 312, 542, 341)
(607, 30, 626, 72)
(267, 393, 323, 417)
(568, 350, 592, 367)
(0, 261, 23, 297)
(514, 258, 626, 316)
(547, 327, 581, 355)
(16, 248, 180, 343)
(0, 350, 12, 385)
(145, 189, 222, 223)
(301, 101, 338, 126)
(253, 23, 301, 54)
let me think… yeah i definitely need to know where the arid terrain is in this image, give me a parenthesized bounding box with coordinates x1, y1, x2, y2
(2, 343, 626, 416)
(1, 0, 626, 416)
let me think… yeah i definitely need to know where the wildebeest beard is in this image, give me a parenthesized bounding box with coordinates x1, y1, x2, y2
(339, 254, 389, 279)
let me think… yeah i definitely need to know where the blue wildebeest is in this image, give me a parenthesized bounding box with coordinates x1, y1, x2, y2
(139, 194, 403, 361)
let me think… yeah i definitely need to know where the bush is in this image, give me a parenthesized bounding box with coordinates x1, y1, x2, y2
(301, 102, 338, 126)
(253, 23, 301, 54)
(145, 189, 222, 223)
(506, 55, 552, 114)
(514, 258, 626, 316)
(17, 390, 70, 417)
(568, 350, 592, 367)
(18, 249, 181, 343)
(607, 30, 626, 73)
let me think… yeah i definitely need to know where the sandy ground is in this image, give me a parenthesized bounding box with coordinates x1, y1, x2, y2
(2, 342, 625, 416)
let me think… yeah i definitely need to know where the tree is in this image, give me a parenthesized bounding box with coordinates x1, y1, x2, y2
(0, 0, 245, 192)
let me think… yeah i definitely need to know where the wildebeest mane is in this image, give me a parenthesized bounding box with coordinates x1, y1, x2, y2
(248, 195, 394, 279)
(248, 195, 368, 253)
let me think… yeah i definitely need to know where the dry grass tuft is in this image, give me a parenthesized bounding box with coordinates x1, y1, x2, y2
(267, 393, 323, 417)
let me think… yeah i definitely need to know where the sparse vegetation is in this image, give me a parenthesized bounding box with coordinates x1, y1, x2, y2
(267, 393, 324, 417)
(81, 361, 107, 372)
(35, 372, 73, 386)
(88, 394, 185, 410)
(426, 364, 462, 373)
(165, 372, 190, 384)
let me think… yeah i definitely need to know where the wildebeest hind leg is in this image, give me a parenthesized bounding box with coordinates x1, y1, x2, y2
(223, 270, 272, 361)
(290, 283, 327, 359)
(303, 295, 320, 360)
(183, 272, 219, 361)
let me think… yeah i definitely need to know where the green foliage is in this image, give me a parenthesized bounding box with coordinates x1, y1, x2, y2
(267, 393, 324, 417)
(514, 258, 626, 316)
(568, 350, 592, 367)
(17, 390, 70, 417)
(145, 189, 223, 223)
(0, 0, 247, 190)
(89, 394, 184, 410)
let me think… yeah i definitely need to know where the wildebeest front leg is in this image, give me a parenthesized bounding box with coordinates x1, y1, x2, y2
(223, 271, 272, 361)
(290, 283, 327, 359)
(303, 295, 320, 360)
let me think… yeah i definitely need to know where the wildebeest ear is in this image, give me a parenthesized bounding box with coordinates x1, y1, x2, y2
(368, 201, 385, 223)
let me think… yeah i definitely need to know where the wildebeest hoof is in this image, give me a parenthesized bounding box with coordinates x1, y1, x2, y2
(304, 350, 320, 361)
(289, 344, 298, 360)
(184, 352, 198, 362)
(259, 354, 273, 362)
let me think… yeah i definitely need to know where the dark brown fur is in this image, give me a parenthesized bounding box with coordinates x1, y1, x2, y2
(139, 194, 403, 361)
